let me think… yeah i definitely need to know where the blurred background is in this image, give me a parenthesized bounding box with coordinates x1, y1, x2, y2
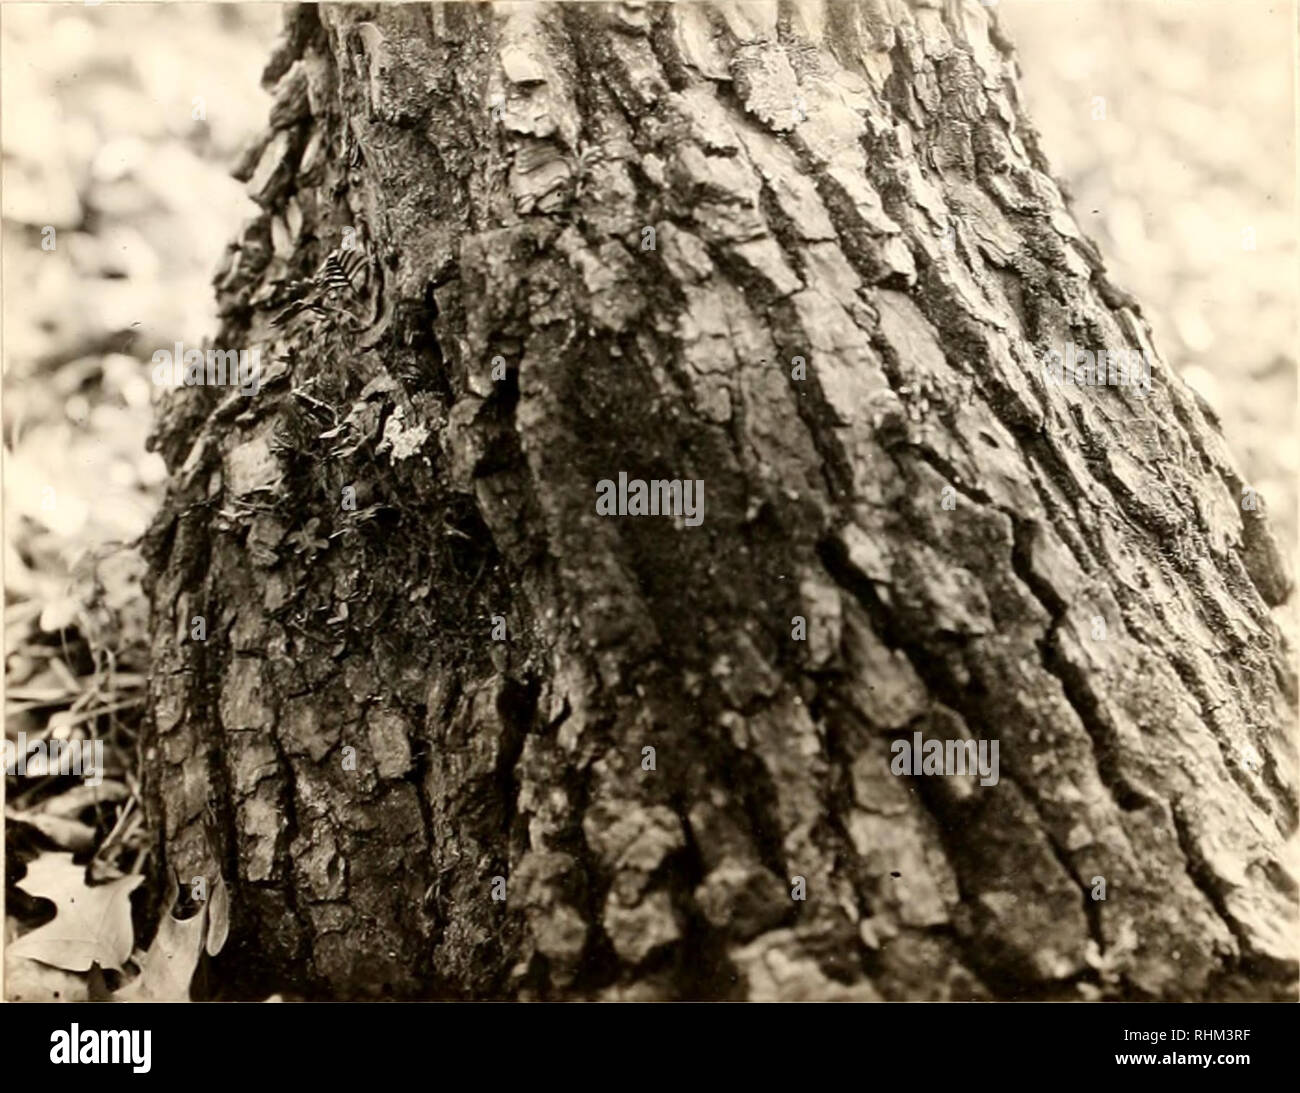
(1003, 0, 1295, 538)
(2, 2, 281, 1000)
(2, 1, 1294, 997)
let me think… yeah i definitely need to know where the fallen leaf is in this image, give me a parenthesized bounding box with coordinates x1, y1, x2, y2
(8, 852, 142, 972)
(5, 950, 91, 1002)
(38, 596, 80, 633)
(205, 871, 229, 957)
(36, 780, 131, 818)
(114, 871, 207, 1001)
(6, 809, 97, 852)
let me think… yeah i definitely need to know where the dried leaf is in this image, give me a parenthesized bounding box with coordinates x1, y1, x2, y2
(36, 780, 131, 818)
(205, 871, 230, 957)
(6, 809, 97, 853)
(114, 879, 207, 1002)
(4, 951, 90, 1002)
(38, 597, 80, 633)
(8, 853, 142, 972)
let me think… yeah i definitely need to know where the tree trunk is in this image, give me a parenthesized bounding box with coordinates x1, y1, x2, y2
(142, 0, 1297, 1001)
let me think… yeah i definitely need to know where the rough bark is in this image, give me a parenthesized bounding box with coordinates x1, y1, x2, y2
(142, 0, 1297, 1001)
